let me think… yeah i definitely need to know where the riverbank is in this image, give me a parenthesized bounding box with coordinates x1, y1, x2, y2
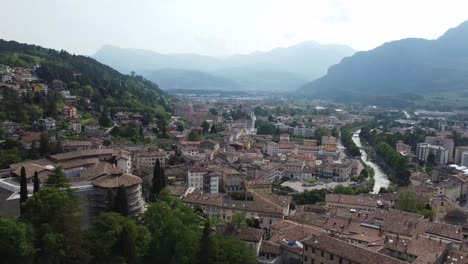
(352, 130, 390, 193)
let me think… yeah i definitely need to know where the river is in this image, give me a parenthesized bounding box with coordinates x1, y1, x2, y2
(352, 130, 390, 194)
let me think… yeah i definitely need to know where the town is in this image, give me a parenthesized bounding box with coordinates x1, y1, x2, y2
(1, 62, 467, 264)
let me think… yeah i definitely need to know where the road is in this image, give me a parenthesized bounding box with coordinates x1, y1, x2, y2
(104, 121, 117, 134)
(402, 110, 410, 119)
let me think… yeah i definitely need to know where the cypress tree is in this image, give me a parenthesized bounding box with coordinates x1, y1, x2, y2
(202, 121, 209, 134)
(99, 106, 112, 127)
(29, 140, 39, 159)
(39, 133, 49, 156)
(19, 167, 28, 214)
(45, 166, 70, 188)
(152, 159, 162, 199)
(161, 119, 166, 138)
(113, 186, 129, 216)
(33, 171, 40, 193)
(200, 222, 212, 264)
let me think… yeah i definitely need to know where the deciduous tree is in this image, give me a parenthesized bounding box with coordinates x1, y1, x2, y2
(0, 216, 34, 264)
(45, 166, 70, 188)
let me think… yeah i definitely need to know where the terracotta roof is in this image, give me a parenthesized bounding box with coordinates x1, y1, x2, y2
(92, 169, 142, 188)
(57, 158, 99, 170)
(11, 163, 53, 179)
(382, 234, 449, 264)
(20, 132, 41, 143)
(260, 241, 281, 255)
(167, 186, 188, 196)
(326, 194, 378, 208)
(63, 140, 92, 147)
(183, 192, 223, 207)
(216, 225, 264, 242)
(303, 234, 406, 264)
(49, 149, 114, 162)
(321, 136, 337, 145)
(78, 162, 113, 181)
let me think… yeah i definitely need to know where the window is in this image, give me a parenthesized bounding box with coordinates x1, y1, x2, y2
(312, 248, 315, 254)
(329, 255, 333, 261)
(339, 258, 343, 264)
(304, 256, 308, 262)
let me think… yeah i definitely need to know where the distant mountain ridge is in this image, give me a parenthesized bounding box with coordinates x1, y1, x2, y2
(300, 20, 468, 105)
(93, 42, 355, 91)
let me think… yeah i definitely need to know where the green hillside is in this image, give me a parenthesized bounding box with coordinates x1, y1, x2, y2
(0, 39, 169, 116)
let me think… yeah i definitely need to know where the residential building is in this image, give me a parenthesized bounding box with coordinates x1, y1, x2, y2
(35, 117, 56, 131)
(174, 103, 193, 119)
(283, 161, 305, 180)
(425, 136, 455, 163)
(288, 126, 315, 138)
(395, 140, 411, 154)
(461, 152, 468, 167)
(63, 105, 78, 119)
(62, 141, 92, 152)
(303, 233, 449, 264)
(325, 194, 382, 212)
(88, 168, 145, 220)
(436, 176, 464, 202)
(254, 163, 284, 181)
(322, 136, 337, 149)
(266, 141, 279, 157)
(416, 143, 449, 164)
(280, 134, 290, 141)
(68, 119, 81, 133)
(187, 167, 219, 193)
(20, 132, 41, 149)
(183, 192, 291, 229)
(454, 146, 468, 165)
(313, 161, 352, 182)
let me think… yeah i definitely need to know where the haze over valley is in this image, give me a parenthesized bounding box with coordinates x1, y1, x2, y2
(94, 42, 355, 91)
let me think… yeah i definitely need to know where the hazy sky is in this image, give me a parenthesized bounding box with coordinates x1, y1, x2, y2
(2, 0, 468, 57)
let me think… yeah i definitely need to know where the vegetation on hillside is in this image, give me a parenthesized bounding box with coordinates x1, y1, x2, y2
(0, 39, 170, 118)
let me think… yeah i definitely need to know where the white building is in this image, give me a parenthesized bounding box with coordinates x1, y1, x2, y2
(416, 143, 449, 165)
(266, 141, 279, 157)
(288, 127, 315, 138)
(454, 146, 468, 165)
(461, 152, 468, 167)
(187, 168, 219, 193)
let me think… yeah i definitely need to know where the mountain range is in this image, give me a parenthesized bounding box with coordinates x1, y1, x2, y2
(301, 20, 468, 106)
(93, 42, 355, 91)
